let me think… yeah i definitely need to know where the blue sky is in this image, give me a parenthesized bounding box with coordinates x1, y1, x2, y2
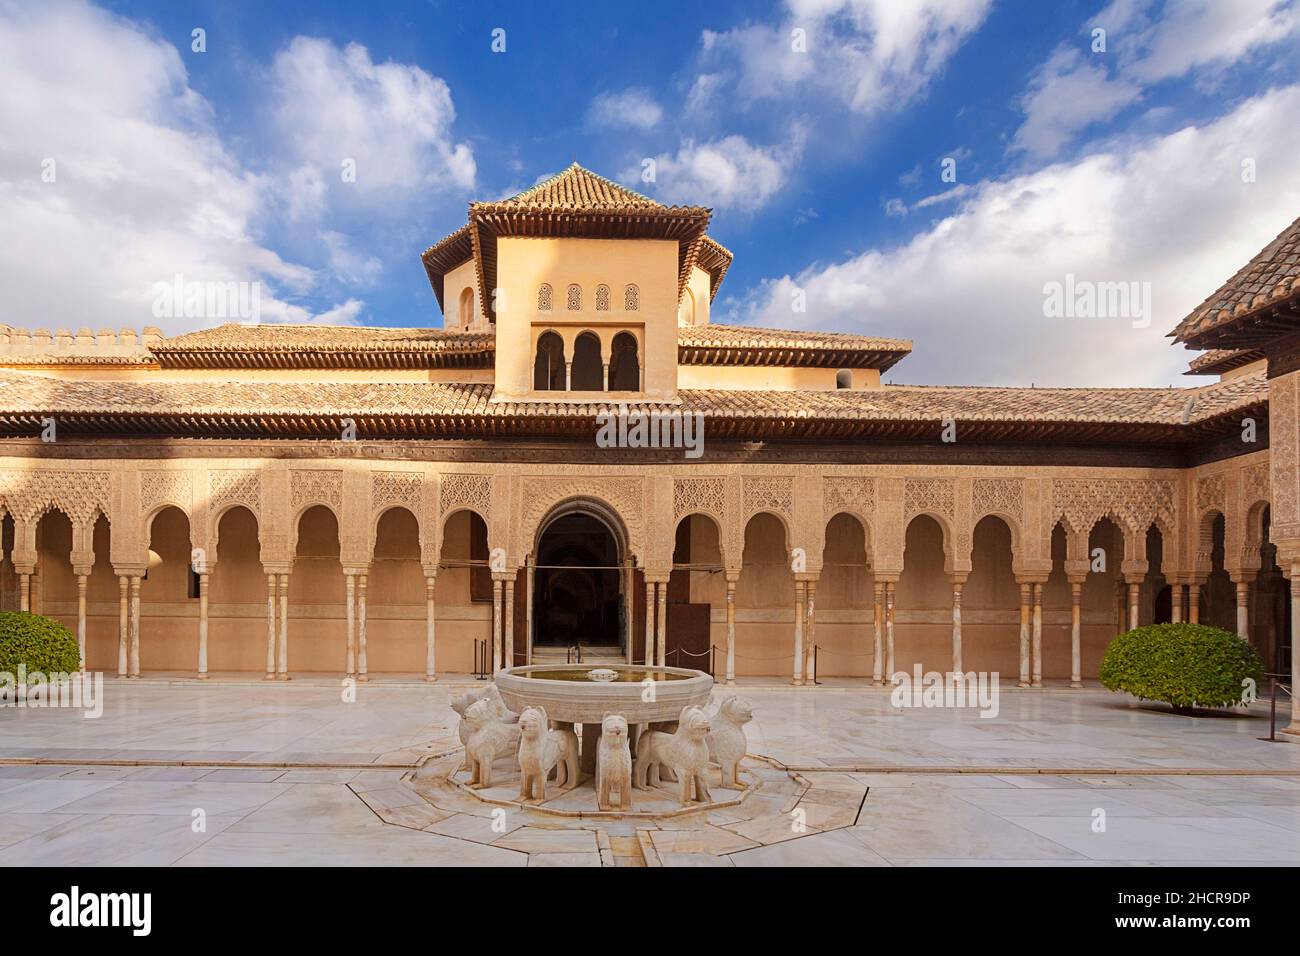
(3, 0, 1300, 385)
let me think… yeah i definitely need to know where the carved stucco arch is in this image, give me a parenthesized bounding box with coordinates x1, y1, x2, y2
(674, 510, 728, 570)
(821, 509, 873, 569)
(530, 495, 633, 569)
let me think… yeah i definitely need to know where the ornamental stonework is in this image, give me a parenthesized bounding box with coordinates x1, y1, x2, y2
(1196, 473, 1226, 515)
(0, 469, 110, 523)
(1242, 460, 1270, 505)
(743, 476, 793, 520)
(673, 477, 727, 522)
(439, 473, 492, 519)
(824, 476, 875, 521)
(140, 469, 192, 514)
(371, 471, 423, 515)
(1270, 375, 1298, 528)
(904, 477, 954, 520)
(209, 469, 261, 513)
(972, 477, 1022, 523)
(290, 469, 343, 512)
(520, 476, 643, 544)
(1051, 478, 1176, 534)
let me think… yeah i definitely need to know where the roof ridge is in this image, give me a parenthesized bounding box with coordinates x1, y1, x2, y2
(501, 162, 662, 208)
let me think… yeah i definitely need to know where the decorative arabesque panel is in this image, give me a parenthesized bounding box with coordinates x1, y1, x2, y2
(904, 477, 955, 520)
(743, 476, 793, 521)
(824, 476, 876, 522)
(1051, 478, 1177, 535)
(371, 471, 423, 516)
(209, 469, 261, 514)
(972, 478, 1023, 524)
(140, 470, 193, 515)
(0, 470, 111, 524)
(439, 473, 492, 519)
(673, 477, 727, 523)
(1196, 473, 1226, 515)
(519, 477, 644, 550)
(290, 469, 343, 512)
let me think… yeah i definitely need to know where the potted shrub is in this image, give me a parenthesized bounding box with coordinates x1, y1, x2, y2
(0, 611, 82, 703)
(1099, 622, 1263, 715)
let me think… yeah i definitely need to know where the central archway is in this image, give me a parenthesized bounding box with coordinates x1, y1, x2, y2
(532, 509, 626, 655)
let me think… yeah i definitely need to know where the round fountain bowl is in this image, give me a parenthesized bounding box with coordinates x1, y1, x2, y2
(495, 664, 714, 725)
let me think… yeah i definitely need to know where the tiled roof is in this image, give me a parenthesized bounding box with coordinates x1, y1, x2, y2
(487, 164, 667, 211)
(0, 368, 1265, 442)
(1184, 348, 1265, 376)
(1171, 214, 1300, 346)
(154, 324, 494, 352)
(677, 324, 910, 352)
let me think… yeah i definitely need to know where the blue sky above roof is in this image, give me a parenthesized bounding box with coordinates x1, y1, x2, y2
(4, 0, 1300, 386)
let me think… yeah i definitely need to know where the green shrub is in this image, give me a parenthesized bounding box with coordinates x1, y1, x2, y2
(1099, 622, 1263, 711)
(0, 611, 81, 678)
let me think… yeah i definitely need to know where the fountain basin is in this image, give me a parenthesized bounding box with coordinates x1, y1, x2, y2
(495, 664, 713, 725)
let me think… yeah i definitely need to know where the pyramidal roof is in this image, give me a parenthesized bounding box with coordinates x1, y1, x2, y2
(486, 163, 671, 211)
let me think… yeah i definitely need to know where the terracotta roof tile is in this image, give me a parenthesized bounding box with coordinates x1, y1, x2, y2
(1171, 214, 1300, 344)
(489, 163, 666, 211)
(1184, 348, 1265, 376)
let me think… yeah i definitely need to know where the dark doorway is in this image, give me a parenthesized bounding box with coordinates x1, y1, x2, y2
(533, 513, 622, 649)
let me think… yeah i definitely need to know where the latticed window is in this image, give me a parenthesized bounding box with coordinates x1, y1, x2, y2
(537, 283, 553, 312)
(595, 284, 610, 311)
(624, 284, 639, 311)
(566, 283, 582, 310)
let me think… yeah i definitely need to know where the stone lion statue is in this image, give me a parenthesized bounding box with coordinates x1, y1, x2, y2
(452, 685, 516, 771)
(516, 705, 579, 802)
(595, 713, 632, 811)
(633, 705, 712, 805)
(464, 698, 521, 789)
(707, 696, 753, 788)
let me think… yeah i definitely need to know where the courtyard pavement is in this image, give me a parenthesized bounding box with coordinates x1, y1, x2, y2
(1, 676, 1298, 866)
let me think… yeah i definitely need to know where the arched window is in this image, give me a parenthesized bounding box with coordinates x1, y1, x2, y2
(537, 284, 553, 312)
(836, 370, 852, 389)
(679, 288, 695, 325)
(533, 331, 565, 391)
(624, 284, 639, 311)
(571, 331, 603, 391)
(566, 284, 582, 311)
(609, 331, 640, 391)
(458, 287, 474, 327)
(595, 284, 610, 311)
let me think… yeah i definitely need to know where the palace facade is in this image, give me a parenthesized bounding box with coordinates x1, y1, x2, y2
(0, 165, 1296, 730)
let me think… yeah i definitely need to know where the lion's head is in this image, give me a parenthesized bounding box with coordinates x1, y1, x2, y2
(679, 705, 711, 741)
(719, 696, 753, 725)
(601, 713, 628, 740)
(518, 706, 548, 739)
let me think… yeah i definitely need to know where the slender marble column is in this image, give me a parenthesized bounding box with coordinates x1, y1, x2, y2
(872, 580, 884, 685)
(345, 572, 356, 676)
(503, 574, 515, 669)
(128, 575, 141, 678)
(656, 582, 667, 667)
(76, 574, 88, 671)
(1287, 569, 1300, 735)
(491, 578, 503, 671)
(1170, 583, 1183, 623)
(725, 578, 736, 685)
(277, 573, 289, 679)
(950, 580, 963, 675)
(19, 572, 29, 612)
(197, 572, 209, 680)
(804, 580, 818, 684)
(1017, 582, 1031, 687)
(885, 581, 896, 678)
(1128, 581, 1140, 631)
(424, 573, 437, 681)
(1234, 580, 1250, 640)
(1189, 582, 1201, 624)
(117, 575, 128, 678)
(644, 581, 655, 666)
(1069, 581, 1083, 688)
(1031, 583, 1043, 688)
(792, 581, 805, 685)
(357, 573, 368, 682)
(264, 573, 276, 679)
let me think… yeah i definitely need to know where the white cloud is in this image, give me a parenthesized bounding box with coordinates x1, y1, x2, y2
(699, 0, 993, 116)
(1012, 47, 1142, 157)
(0, 0, 358, 335)
(1013, 0, 1299, 158)
(736, 85, 1300, 386)
(587, 88, 663, 130)
(269, 36, 475, 213)
(627, 135, 800, 213)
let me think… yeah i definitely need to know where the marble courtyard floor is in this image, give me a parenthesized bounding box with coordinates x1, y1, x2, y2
(1, 676, 1298, 867)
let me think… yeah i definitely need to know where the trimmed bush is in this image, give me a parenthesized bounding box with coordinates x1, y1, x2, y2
(0, 611, 81, 678)
(1099, 622, 1263, 712)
